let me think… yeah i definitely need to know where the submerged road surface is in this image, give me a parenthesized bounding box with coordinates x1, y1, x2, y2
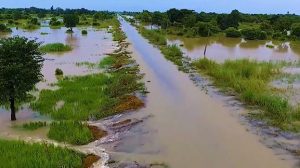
(117, 18, 292, 168)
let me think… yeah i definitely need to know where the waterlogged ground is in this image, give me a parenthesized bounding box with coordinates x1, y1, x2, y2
(167, 35, 300, 63)
(0, 27, 117, 139)
(97, 19, 296, 168)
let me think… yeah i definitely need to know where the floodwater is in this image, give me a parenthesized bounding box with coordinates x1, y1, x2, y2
(0, 26, 116, 138)
(108, 19, 295, 168)
(167, 35, 300, 63)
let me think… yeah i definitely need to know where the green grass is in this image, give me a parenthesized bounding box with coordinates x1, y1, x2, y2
(138, 26, 167, 46)
(48, 121, 93, 145)
(161, 45, 183, 66)
(192, 58, 295, 128)
(22, 121, 47, 130)
(0, 139, 84, 168)
(39, 43, 72, 53)
(137, 26, 186, 70)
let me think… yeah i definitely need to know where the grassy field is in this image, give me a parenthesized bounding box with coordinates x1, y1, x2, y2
(0, 139, 84, 168)
(192, 58, 300, 130)
(39, 43, 72, 53)
(48, 121, 93, 145)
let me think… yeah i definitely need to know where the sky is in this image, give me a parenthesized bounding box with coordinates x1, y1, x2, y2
(1, 0, 300, 14)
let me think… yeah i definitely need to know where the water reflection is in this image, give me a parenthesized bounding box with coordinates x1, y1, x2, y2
(167, 35, 300, 62)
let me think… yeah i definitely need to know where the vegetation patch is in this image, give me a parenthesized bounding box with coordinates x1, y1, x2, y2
(39, 43, 72, 53)
(22, 121, 47, 130)
(192, 58, 300, 130)
(48, 121, 93, 145)
(137, 26, 185, 70)
(0, 139, 84, 168)
(55, 68, 64, 76)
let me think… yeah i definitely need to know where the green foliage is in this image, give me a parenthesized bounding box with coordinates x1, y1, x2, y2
(241, 28, 267, 40)
(81, 29, 88, 35)
(55, 68, 63, 76)
(63, 14, 79, 31)
(291, 23, 300, 38)
(193, 58, 290, 126)
(0, 24, 12, 32)
(39, 43, 72, 53)
(0, 37, 44, 120)
(0, 139, 84, 168)
(161, 45, 183, 66)
(49, 17, 62, 27)
(225, 27, 241, 38)
(138, 27, 167, 46)
(22, 121, 47, 130)
(48, 121, 93, 145)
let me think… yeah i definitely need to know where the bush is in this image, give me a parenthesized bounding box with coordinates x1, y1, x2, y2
(48, 121, 93, 145)
(241, 28, 267, 40)
(291, 23, 300, 38)
(81, 30, 88, 35)
(55, 68, 63, 76)
(39, 43, 72, 53)
(225, 27, 241, 38)
(0, 24, 12, 32)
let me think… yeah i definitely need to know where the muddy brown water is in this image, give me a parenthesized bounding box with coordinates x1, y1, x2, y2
(167, 35, 300, 63)
(106, 19, 295, 168)
(0, 27, 116, 138)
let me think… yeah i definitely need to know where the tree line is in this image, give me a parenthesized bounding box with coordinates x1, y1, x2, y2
(133, 9, 300, 40)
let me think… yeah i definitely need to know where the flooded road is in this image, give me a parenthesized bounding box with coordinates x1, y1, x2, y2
(113, 19, 294, 168)
(167, 35, 300, 63)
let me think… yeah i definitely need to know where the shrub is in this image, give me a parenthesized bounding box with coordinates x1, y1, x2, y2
(48, 121, 93, 145)
(55, 68, 63, 76)
(241, 28, 267, 40)
(291, 23, 300, 38)
(39, 43, 72, 53)
(81, 30, 88, 35)
(225, 27, 241, 38)
(0, 24, 12, 32)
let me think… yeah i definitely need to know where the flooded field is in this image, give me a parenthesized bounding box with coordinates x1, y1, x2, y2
(99, 19, 295, 168)
(0, 27, 116, 139)
(167, 35, 300, 62)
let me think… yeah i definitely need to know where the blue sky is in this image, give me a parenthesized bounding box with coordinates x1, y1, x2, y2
(1, 0, 299, 14)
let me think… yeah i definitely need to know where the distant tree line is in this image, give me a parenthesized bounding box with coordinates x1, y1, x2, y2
(133, 9, 300, 40)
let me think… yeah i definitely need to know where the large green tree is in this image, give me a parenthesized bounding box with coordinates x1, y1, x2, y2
(0, 36, 44, 121)
(63, 14, 79, 32)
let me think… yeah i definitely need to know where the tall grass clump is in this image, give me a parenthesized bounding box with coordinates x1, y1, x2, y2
(39, 43, 72, 53)
(138, 26, 167, 46)
(48, 121, 93, 145)
(22, 121, 47, 130)
(0, 139, 84, 168)
(161, 45, 183, 66)
(193, 58, 290, 126)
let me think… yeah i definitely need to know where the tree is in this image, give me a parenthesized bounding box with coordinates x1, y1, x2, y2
(225, 27, 241, 38)
(291, 23, 300, 38)
(0, 37, 44, 121)
(63, 14, 79, 32)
